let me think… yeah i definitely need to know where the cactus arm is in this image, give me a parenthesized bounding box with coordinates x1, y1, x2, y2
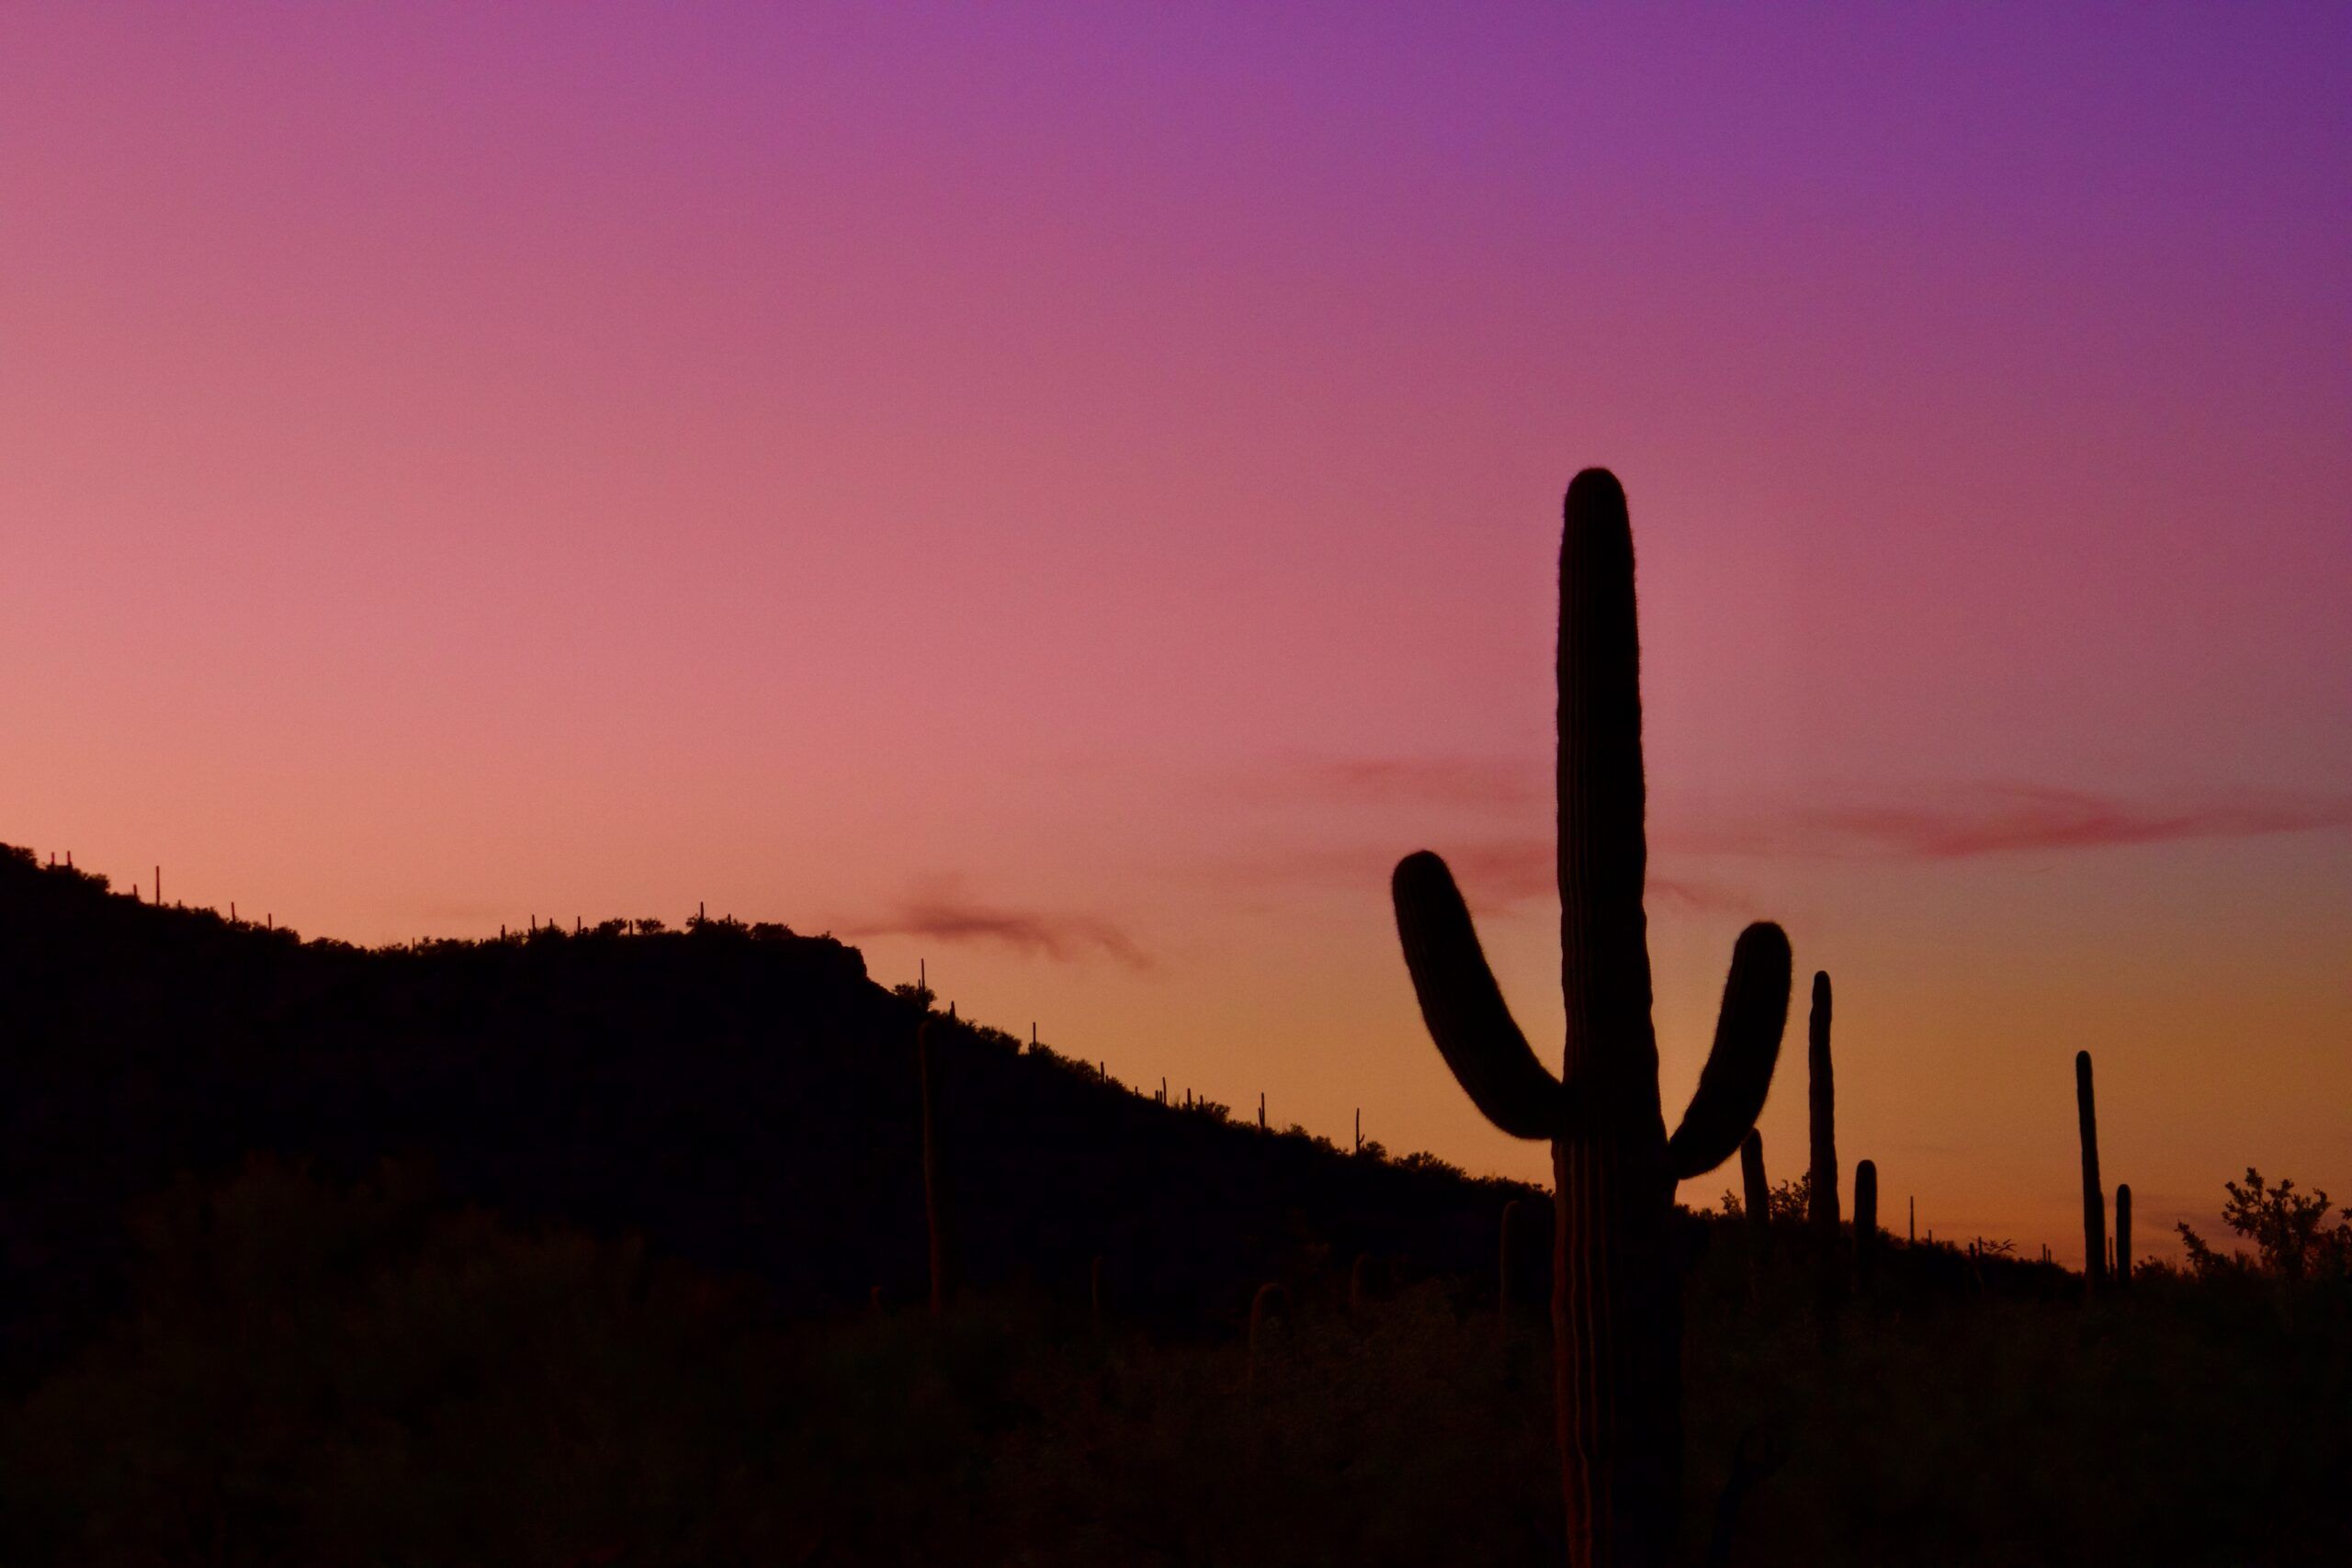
(1392, 851, 1566, 1140)
(1667, 922, 1793, 1179)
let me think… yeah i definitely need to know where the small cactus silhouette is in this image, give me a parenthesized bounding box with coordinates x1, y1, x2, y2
(1807, 973, 1838, 1234)
(1391, 470, 1793, 1567)
(2075, 1050, 2105, 1296)
(2115, 1182, 2132, 1287)
(1853, 1158, 1879, 1290)
(1740, 1131, 1770, 1280)
(1806, 972, 1843, 1325)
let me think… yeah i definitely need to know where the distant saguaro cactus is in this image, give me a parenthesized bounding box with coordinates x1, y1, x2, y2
(2114, 1184, 2132, 1287)
(1806, 972, 1843, 1326)
(918, 1020, 951, 1315)
(1853, 1159, 1879, 1290)
(2075, 1050, 2105, 1297)
(1392, 469, 1794, 1568)
(1740, 1132, 1770, 1257)
(1807, 973, 1838, 1234)
(1349, 1252, 1374, 1314)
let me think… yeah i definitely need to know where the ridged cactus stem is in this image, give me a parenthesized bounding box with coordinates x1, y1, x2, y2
(919, 1021, 950, 1316)
(1853, 1159, 1879, 1290)
(2115, 1184, 2132, 1287)
(1392, 470, 1793, 1568)
(2076, 1050, 2105, 1296)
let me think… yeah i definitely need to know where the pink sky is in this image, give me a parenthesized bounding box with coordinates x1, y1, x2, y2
(5, 4, 2347, 1263)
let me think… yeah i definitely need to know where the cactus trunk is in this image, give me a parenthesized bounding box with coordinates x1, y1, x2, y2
(1853, 1158, 1878, 1290)
(1740, 1131, 1770, 1241)
(2115, 1183, 2132, 1286)
(1740, 1131, 1770, 1296)
(2075, 1050, 2105, 1296)
(1392, 471, 1792, 1568)
(1806, 973, 1838, 1233)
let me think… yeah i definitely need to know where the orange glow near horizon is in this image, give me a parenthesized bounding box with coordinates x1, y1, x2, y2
(4, 6, 2347, 1265)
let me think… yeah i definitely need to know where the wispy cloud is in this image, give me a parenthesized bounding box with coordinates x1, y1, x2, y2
(1672, 784, 2352, 861)
(848, 878, 1150, 969)
(1218, 838, 1754, 914)
(1261, 757, 2352, 862)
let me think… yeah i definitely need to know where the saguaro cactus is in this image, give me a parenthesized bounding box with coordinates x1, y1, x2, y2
(1807, 974, 1838, 1234)
(2114, 1183, 2132, 1287)
(1852, 1159, 1879, 1290)
(919, 1020, 951, 1315)
(1740, 1131, 1770, 1243)
(1392, 469, 1793, 1567)
(2075, 1050, 2105, 1296)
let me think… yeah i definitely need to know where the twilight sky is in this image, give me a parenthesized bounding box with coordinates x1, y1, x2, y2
(5, 4, 2347, 1263)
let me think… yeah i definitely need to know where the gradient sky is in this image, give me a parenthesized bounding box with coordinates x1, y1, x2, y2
(6, 5, 2347, 1264)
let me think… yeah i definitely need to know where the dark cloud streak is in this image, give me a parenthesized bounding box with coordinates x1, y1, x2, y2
(849, 881, 1150, 969)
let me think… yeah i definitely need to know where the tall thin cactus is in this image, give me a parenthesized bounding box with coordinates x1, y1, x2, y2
(2114, 1183, 2132, 1287)
(1852, 1159, 1879, 1290)
(1392, 469, 1793, 1567)
(2076, 1050, 2105, 1296)
(1740, 1131, 1770, 1243)
(1806, 973, 1838, 1234)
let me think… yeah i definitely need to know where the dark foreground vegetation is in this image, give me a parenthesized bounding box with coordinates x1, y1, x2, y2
(1, 846, 2346, 1565)
(4, 1156, 2347, 1567)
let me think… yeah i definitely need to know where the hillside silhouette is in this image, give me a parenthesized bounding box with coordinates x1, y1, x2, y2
(3, 843, 2348, 1565)
(0, 843, 1531, 1382)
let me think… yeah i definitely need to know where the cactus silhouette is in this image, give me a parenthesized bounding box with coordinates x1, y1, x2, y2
(1806, 973, 1838, 1234)
(1740, 1131, 1770, 1249)
(2075, 1050, 2105, 1296)
(2114, 1182, 2132, 1287)
(1391, 469, 1793, 1567)
(1805, 972, 1844, 1326)
(918, 1019, 951, 1316)
(1853, 1158, 1879, 1290)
